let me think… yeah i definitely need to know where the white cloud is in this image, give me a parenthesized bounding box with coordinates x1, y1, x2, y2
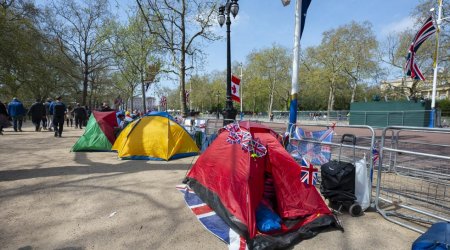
(381, 16, 415, 36)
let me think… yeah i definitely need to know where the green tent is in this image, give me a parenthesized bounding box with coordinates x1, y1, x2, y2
(71, 111, 118, 152)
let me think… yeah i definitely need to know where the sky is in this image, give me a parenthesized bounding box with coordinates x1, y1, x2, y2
(202, 0, 415, 71)
(41, 0, 423, 91)
(109, 0, 419, 75)
(204, 0, 417, 73)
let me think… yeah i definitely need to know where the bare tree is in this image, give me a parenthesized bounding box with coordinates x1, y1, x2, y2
(107, 12, 161, 112)
(136, 0, 219, 116)
(45, 0, 111, 106)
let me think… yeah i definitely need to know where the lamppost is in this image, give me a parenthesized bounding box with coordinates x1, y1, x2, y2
(218, 0, 239, 125)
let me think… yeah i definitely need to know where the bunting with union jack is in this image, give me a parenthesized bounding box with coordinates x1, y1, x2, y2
(224, 122, 267, 158)
(405, 16, 436, 81)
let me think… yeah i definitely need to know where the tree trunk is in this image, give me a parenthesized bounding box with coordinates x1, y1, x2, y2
(252, 95, 256, 114)
(180, 0, 188, 117)
(130, 87, 134, 111)
(82, 69, 88, 106)
(327, 80, 336, 118)
(350, 79, 357, 103)
(141, 72, 146, 112)
(268, 86, 274, 119)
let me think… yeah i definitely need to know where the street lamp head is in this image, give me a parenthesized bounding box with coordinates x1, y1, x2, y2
(230, 0, 239, 18)
(281, 0, 291, 6)
(218, 5, 225, 26)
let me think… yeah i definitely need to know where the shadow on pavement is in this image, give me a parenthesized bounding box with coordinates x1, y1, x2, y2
(0, 157, 190, 182)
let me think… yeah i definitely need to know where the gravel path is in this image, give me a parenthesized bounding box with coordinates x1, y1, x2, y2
(0, 123, 418, 250)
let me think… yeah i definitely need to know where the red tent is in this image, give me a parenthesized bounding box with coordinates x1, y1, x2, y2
(184, 122, 340, 249)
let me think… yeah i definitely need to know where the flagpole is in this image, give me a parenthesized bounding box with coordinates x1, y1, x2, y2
(239, 63, 243, 120)
(430, 0, 442, 128)
(288, 0, 302, 132)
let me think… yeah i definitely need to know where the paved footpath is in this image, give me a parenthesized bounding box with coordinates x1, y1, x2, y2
(0, 123, 418, 250)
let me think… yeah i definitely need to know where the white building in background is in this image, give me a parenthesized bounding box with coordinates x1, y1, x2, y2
(127, 96, 156, 112)
(381, 78, 450, 100)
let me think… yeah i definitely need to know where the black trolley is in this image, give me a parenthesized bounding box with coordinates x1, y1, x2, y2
(320, 134, 362, 217)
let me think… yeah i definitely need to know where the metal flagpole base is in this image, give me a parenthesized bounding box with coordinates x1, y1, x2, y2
(428, 108, 436, 128)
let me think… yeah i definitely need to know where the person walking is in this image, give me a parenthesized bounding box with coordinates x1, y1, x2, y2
(7, 97, 26, 132)
(100, 102, 113, 112)
(28, 98, 46, 131)
(66, 105, 74, 127)
(52, 96, 66, 137)
(73, 103, 86, 129)
(84, 106, 91, 126)
(44, 98, 53, 131)
(0, 100, 10, 135)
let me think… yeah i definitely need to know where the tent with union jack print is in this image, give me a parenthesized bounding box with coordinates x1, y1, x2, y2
(183, 121, 341, 249)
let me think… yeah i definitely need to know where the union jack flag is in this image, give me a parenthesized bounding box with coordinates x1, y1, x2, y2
(225, 123, 240, 133)
(223, 123, 267, 158)
(405, 16, 436, 81)
(288, 127, 334, 165)
(227, 132, 241, 144)
(251, 138, 267, 157)
(300, 157, 318, 186)
(372, 146, 379, 165)
(176, 185, 248, 250)
(239, 132, 252, 151)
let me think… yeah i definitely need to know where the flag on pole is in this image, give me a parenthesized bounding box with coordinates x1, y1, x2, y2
(231, 75, 240, 103)
(299, 0, 312, 40)
(160, 96, 167, 108)
(405, 16, 436, 81)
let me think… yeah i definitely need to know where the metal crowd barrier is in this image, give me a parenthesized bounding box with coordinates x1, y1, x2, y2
(375, 126, 450, 233)
(288, 124, 377, 203)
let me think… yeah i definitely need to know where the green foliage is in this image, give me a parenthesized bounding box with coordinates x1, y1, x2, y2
(437, 99, 450, 113)
(0, 1, 78, 104)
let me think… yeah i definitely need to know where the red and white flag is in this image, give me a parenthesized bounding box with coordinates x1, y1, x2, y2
(231, 75, 240, 103)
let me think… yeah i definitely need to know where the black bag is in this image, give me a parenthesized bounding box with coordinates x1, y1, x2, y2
(320, 134, 357, 203)
(320, 160, 356, 202)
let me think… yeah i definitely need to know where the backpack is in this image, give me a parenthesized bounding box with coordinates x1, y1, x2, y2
(54, 103, 65, 117)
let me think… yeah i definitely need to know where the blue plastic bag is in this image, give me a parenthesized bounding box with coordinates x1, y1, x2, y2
(256, 203, 281, 232)
(412, 222, 450, 250)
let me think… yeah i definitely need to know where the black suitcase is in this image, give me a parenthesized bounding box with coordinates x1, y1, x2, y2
(320, 134, 362, 216)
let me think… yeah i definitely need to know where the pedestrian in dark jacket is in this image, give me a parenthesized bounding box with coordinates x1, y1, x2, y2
(0, 100, 10, 135)
(72, 103, 87, 129)
(100, 102, 113, 112)
(7, 97, 26, 132)
(52, 96, 66, 137)
(28, 98, 46, 131)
